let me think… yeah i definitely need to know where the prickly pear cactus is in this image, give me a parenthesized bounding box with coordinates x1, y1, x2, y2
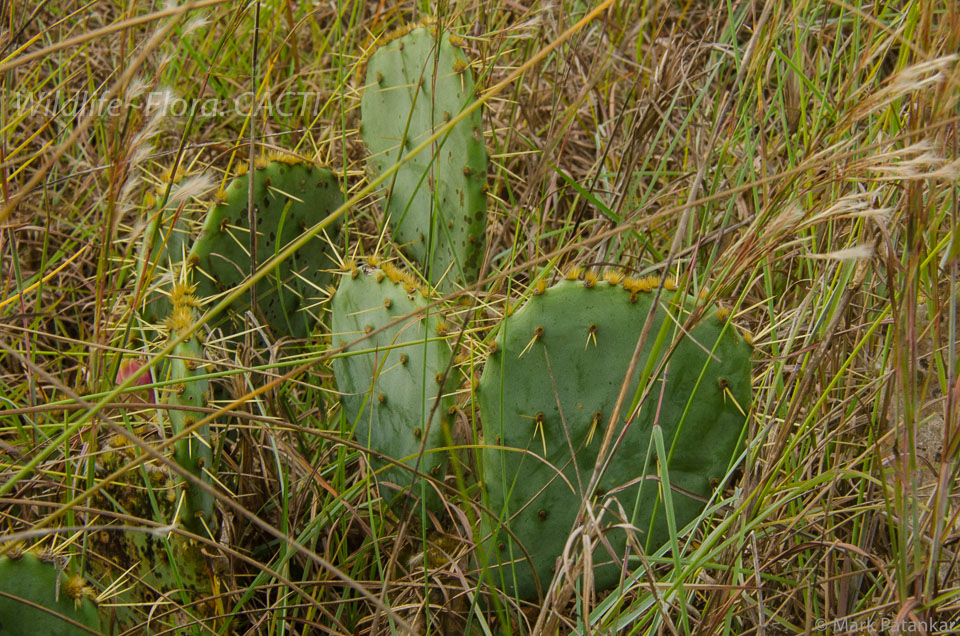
(189, 156, 344, 339)
(137, 168, 198, 323)
(164, 281, 216, 536)
(89, 434, 216, 626)
(0, 550, 100, 635)
(87, 285, 221, 625)
(331, 261, 456, 510)
(478, 272, 752, 599)
(361, 24, 487, 291)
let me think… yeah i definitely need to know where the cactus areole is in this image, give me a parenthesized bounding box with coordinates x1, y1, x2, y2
(478, 277, 752, 599)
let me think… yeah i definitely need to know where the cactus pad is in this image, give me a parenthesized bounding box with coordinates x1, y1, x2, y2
(478, 274, 752, 599)
(137, 171, 199, 324)
(0, 551, 100, 635)
(331, 262, 456, 510)
(189, 158, 343, 339)
(361, 25, 487, 291)
(164, 282, 216, 536)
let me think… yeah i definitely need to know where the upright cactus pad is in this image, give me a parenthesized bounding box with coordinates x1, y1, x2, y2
(189, 157, 343, 339)
(88, 284, 219, 622)
(478, 273, 752, 599)
(0, 551, 100, 635)
(331, 261, 456, 510)
(137, 169, 198, 323)
(361, 25, 487, 291)
(164, 282, 216, 537)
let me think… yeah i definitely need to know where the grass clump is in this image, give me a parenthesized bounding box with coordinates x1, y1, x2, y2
(0, 0, 958, 633)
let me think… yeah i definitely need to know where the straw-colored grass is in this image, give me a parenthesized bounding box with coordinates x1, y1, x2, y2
(1, 0, 958, 633)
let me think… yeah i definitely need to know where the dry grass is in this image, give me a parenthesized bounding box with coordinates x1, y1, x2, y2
(1, 0, 959, 633)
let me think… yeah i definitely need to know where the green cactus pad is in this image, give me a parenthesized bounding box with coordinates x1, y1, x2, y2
(331, 262, 456, 510)
(361, 25, 487, 291)
(164, 288, 217, 537)
(478, 274, 752, 599)
(0, 552, 100, 635)
(189, 159, 343, 339)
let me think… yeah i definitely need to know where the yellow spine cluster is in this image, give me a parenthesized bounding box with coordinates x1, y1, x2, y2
(640, 275, 661, 291)
(63, 574, 97, 607)
(344, 260, 359, 278)
(169, 281, 199, 309)
(377, 261, 429, 296)
(620, 276, 638, 294)
(381, 262, 403, 284)
(165, 305, 194, 335)
(165, 282, 199, 335)
(603, 270, 625, 286)
(620, 274, 662, 302)
(399, 269, 421, 294)
(265, 150, 301, 165)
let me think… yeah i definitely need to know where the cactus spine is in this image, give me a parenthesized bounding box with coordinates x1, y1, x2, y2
(331, 261, 456, 510)
(478, 274, 752, 598)
(361, 24, 487, 291)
